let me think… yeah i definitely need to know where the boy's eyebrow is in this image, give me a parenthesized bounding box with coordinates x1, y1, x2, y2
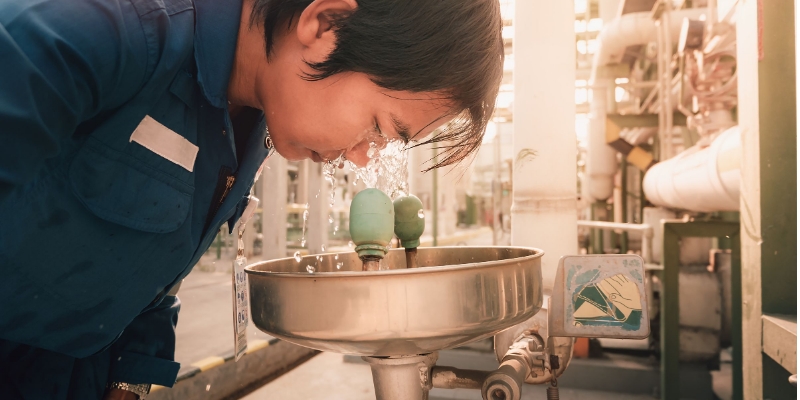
(390, 113, 411, 142)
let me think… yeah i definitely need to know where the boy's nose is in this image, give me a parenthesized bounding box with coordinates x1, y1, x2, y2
(344, 142, 371, 168)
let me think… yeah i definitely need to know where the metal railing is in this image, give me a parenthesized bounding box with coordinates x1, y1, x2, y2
(577, 220, 654, 263)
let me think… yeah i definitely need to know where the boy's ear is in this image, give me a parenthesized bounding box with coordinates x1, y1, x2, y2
(295, 0, 357, 64)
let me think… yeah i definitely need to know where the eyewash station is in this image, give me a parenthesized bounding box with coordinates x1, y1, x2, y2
(245, 188, 650, 400)
(149, 1, 795, 398)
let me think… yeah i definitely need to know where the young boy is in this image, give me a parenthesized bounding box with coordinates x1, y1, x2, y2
(0, 0, 503, 398)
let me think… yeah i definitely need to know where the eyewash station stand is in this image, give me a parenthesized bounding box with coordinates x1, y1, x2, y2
(246, 189, 651, 400)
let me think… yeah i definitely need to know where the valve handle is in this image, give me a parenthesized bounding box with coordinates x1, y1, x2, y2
(393, 194, 425, 249)
(349, 188, 395, 259)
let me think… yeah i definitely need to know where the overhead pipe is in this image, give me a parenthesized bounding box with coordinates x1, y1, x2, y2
(587, 8, 707, 200)
(576, 220, 654, 263)
(643, 125, 740, 212)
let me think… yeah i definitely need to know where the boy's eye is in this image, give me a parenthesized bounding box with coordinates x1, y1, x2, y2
(374, 117, 410, 145)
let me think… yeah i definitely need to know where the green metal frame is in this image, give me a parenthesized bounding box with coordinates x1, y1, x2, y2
(432, 145, 438, 247)
(620, 158, 629, 253)
(661, 221, 741, 400)
(589, 201, 612, 254)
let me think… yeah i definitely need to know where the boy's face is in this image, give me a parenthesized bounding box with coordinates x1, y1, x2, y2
(240, 0, 453, 167)
(262, 71, 451, 167)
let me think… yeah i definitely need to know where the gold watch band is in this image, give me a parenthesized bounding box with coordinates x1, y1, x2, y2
(106, 382, 151, 399)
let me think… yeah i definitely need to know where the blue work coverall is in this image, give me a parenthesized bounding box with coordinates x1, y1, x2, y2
(0, 0, 271, 397)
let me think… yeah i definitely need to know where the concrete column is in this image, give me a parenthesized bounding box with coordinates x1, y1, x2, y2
(306, 162, 329, 254)
(260, 156, 288, 260)
(512, 0, 577, 290)
(598, 0, 621, 22)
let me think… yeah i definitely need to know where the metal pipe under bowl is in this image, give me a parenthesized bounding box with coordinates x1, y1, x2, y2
(246, 246, 544, 357)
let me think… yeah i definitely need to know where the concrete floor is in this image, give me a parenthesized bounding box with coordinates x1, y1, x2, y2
(243, 352, 657, 400)
(174, 270, 272, 366)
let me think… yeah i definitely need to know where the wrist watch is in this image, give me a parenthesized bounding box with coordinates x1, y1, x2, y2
(107, 382, 151, 399)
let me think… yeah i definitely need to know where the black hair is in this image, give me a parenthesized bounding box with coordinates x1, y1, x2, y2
(252, 0, 504, 170)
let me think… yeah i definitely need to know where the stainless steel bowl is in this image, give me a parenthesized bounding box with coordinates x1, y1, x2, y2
(246, 246, 543, 356)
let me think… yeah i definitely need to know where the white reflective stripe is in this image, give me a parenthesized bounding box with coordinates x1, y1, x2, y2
(129, 115, 199, 172)
(239, 195, 260, 232)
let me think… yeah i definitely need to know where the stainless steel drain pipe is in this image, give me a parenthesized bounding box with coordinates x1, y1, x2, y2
(362, 353, 438, 400)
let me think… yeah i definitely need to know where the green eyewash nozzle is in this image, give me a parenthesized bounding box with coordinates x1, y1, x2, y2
(349, 188, 395, 260)
(393, 194, 425, 249)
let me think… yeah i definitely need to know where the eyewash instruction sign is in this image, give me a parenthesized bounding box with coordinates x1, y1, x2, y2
(549, 255, 650, 339)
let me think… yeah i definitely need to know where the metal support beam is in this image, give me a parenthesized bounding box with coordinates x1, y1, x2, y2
(737, 0, 798, 397)
(432, 145, 438, 247)
(620, 158, 629, 253)
(762, 315, 797, 375)
(660, 221, 741, 400)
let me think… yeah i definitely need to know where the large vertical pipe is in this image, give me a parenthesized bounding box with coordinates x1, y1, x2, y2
(512, 0, 577, 290)
(261, 156, 288, 260)
(587, 82, 617, 201)
(598, 0, 621, 22)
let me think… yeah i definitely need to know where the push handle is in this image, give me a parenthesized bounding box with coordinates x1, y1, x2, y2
(349, 188, 395, 260)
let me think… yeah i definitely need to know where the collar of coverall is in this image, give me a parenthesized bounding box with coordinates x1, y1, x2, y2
(193, 0, 243, 109)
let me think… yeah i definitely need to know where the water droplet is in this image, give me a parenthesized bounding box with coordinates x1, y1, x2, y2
(336, 262, 343, 270)
(294, 251, 302, 262)
(367, 143, 378, 158)
(321, 244, 326, 252)
(300, 239, 306, 247)
(334, 254, 339, 260)
(418, 210, 425, 218)
(302, 210, 309, 221)
(306, 265, 316, 273)
(316, 255, 322, 262)
(206, 384, 211, 391)
(348, 241, 354, 248)
(328, 215, 334, 224)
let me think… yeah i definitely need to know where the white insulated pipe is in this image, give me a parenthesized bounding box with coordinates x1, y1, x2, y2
(260, 155, 288, 260)
(587, 9, 707, 201)
(576, 220, 654, 263)
(643, 126, 741, 212)
(590, 9, 707, 82)
(512, 0, 577, 290)
(587, 82, 617, 201)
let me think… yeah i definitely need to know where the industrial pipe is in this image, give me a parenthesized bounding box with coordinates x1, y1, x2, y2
(512, 0, 577, 291)
(481, 358, 527, 400)
(363, 353, 438, 400)
(587, 8, 707, 201)
(643, 126, 740, 212)
(430, 366, 489, 390)
(576, 220, 654, 263)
